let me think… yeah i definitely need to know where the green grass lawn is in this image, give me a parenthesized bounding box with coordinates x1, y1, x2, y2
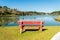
(0, 26, 60, 40)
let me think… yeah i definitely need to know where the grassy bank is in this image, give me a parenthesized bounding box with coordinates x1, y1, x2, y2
(55, 17, 60, 22)
(0, 26, 60, 40)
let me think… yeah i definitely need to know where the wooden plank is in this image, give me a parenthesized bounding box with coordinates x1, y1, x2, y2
(23, 26, 39, 29)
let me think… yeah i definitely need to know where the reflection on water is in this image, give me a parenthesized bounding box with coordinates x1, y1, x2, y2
(20, 15, 60, 26)
(0, 16, 18, 26)
(0, 15, 60, 26)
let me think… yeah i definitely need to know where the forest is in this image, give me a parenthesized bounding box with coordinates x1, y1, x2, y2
(0, 6, 60, 16)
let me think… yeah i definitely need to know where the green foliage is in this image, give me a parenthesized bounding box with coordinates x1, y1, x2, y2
(50, 11, 60, 15)
(0, 6, 46, 16)
(0, 6, 60, 16)
(0, 6, 2, 8)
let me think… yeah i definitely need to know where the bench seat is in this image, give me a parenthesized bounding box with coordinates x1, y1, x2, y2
(22, 24, 40, 26)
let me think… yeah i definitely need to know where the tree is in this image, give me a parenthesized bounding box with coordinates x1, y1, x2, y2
(0, 6, 2, 8)
(3, 6, 8, 8)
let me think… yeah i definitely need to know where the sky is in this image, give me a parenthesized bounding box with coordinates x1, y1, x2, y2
(0, 0, 60, 13)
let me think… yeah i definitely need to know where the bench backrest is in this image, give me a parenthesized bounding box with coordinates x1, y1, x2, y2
(23, 21, 41, 24)
(18, 21, 44, 25)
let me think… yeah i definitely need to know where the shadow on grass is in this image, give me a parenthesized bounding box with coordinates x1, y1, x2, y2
(42, 29, 48, 31)
(22, 29, 48, 33)
(25, 29, 47, 31)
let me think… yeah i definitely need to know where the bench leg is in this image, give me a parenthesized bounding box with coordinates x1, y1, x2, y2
(20, 29, 22, 34)
(39, 26, 42, 31)
(39, 21, 43, 31)
(19, 24, 22, 34)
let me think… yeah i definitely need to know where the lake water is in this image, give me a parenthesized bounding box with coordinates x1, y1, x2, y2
(7, 15, 60, 26)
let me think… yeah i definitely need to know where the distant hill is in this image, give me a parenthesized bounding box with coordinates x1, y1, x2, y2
(0, 6, 46, 16)
(49, 11, 60, 15)
(0, 6, 60, 16)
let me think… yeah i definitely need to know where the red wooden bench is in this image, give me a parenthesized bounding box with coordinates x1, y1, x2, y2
(18, 20, 44, 34)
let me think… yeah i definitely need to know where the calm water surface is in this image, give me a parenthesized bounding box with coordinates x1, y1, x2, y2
(6, 15, 60, 26)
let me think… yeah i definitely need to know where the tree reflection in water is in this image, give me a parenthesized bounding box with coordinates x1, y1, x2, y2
(0, 16, 18, 26)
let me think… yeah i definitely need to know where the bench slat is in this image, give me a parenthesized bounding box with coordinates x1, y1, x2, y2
(22, 24, 40, 26)
(22, 21, 40, 24)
